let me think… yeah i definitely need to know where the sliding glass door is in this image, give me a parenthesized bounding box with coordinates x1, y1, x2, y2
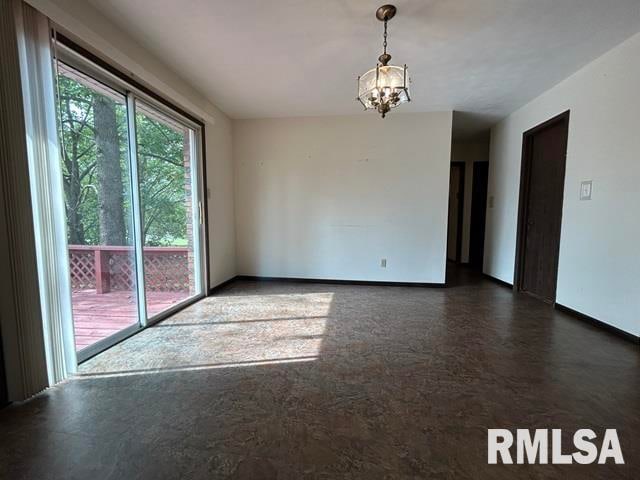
(54, 48, 206, 361)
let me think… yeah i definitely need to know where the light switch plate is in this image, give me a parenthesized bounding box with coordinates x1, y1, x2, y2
(580, 181, 592, 200)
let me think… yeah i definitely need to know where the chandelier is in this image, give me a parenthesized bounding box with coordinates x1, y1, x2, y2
(356, 4, 411, 118)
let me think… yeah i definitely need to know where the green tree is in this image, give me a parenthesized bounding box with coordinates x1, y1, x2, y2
(57, 69, 190, 248)
(58, 75, 99, 245)
(135, 111, 188, 246)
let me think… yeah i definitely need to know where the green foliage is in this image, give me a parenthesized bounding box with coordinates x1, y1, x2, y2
(136, 111, 188, 246)
(58, 75, 103, 245)
(57, 71, 190, 247)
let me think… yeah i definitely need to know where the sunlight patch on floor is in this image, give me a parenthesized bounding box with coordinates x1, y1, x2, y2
(78, 292, 334, 376)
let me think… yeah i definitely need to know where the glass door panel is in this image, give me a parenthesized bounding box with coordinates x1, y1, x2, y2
(134, 100, 202, 319)
(56, 62, 140, 355)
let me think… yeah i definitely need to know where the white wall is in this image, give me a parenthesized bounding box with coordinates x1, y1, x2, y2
(26, 0, 237, 288)
(485, 32, 640, 336)
(234, 112, 453, 283)
(451, 137, 490, 263)
(205, 114, 236, 287)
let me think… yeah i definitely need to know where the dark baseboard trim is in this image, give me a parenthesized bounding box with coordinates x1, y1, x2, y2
(483, 273, 513, 289)
(235, 275, 446, 288)
(209, 276, 239, 295)
(555, 303, 639, 345)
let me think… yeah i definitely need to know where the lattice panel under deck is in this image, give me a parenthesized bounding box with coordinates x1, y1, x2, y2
(69, 250, 96, 290)
(69, 247, 190, 293)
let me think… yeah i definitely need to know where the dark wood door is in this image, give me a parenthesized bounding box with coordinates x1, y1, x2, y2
(517, 112, 569, 302)
(469, 162, 488, 270)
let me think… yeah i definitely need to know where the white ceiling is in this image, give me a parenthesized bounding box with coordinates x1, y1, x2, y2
(89, 0, 640, 137)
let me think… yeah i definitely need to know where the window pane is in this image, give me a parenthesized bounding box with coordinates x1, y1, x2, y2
(134, 100, 201, 318)
(56, 62, 140, 353)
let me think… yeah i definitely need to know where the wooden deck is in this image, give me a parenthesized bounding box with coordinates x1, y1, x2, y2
(72, 290, 188, 351)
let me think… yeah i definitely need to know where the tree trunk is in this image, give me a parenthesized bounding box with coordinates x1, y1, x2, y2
(65, 156, 85, 244)
(66, 202, 84, 244)
(93, 95, 126, 246)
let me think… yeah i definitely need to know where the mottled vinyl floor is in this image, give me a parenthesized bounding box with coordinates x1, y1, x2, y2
(0, 266, 638, 479)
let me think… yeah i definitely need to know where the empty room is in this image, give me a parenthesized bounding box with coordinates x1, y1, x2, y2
(0, 0, 639, 478)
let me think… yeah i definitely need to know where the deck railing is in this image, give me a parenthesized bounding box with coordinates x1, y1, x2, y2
(68, 245, 191, 293)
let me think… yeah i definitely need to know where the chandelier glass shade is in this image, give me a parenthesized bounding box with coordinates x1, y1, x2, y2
(356, 5, 410, 118)
(357, 64, 410, 115)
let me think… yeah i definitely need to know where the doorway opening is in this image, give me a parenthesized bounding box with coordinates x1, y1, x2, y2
(447, 162, 465, 263)
(469, 161, 489, 271)
(515, 111, 570, 303)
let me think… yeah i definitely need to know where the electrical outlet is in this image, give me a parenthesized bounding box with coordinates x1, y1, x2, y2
(381, 258, 387, 268)
(488, 196, 495, 208)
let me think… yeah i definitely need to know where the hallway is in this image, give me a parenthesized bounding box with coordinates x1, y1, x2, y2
(0, 268, 638, 479)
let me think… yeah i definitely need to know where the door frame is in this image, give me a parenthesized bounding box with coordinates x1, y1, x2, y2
(0, 325, 7, 407)
(513, 110, 570, 300)
(449, 161, 466, 263)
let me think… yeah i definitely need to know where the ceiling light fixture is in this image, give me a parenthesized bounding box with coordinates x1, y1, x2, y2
(356, 4, 411, 118)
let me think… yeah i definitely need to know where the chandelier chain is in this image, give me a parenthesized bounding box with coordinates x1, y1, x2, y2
(383, 19, 388, 55)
